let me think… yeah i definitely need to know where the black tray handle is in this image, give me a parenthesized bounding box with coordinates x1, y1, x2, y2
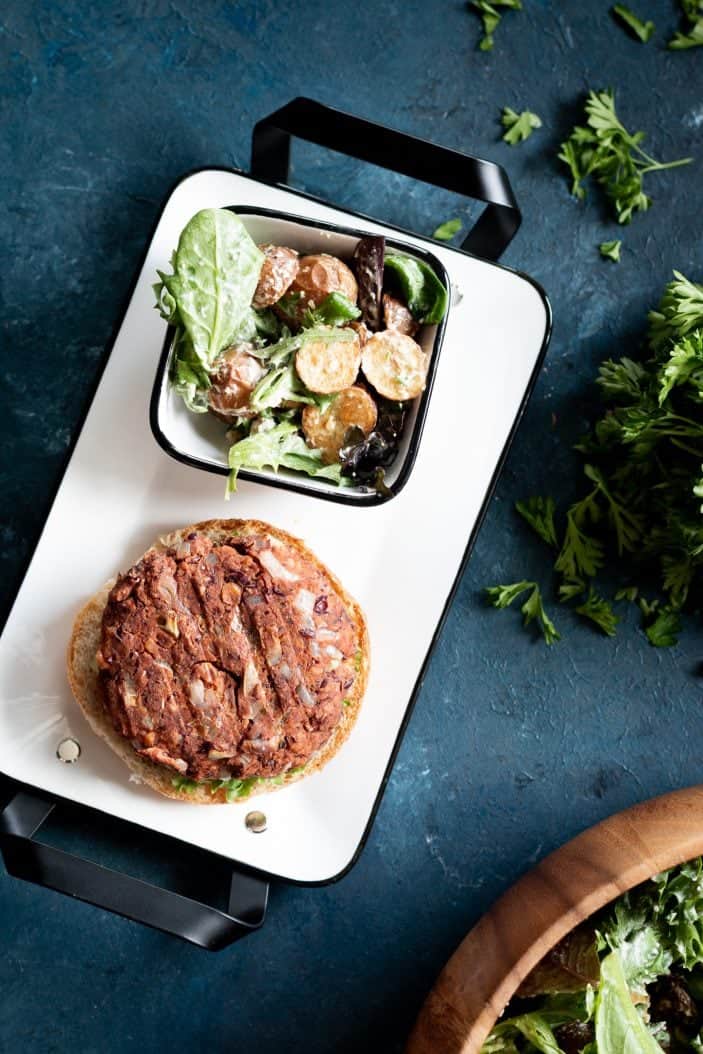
(250, 97, 521, 261)
(0, 790, 268, 951)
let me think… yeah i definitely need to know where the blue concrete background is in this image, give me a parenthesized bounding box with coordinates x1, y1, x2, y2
(1, 1, 702, 1051)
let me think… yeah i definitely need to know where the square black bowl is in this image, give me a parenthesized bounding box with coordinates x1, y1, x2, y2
(150, 207, 450, 505)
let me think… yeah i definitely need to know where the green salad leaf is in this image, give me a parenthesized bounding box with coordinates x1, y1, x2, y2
(384, 253, 448, 325)
(249, 324, 355, 366)
(157, 208, 264, 366)
(249, 362, 320, 412)
(600, 896, 673, 990)
(169, 329, 211, 413)
(171, 773, 291, 802)
(302, 291, 361, 328)
(652, 858, 703, 969)
(595, 950, 665, 1054)
(226, 420, 342, 495)
(483, 994, 591, 1054)
(171, 775, 199, 794)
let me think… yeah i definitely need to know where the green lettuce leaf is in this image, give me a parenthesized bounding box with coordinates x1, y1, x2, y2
(384, 253, 448, 324)
(483, 993, 591, 1054)
(599, 895, 673, 989)
(595, 950, 665, 1054)
(249, 362, 318, 412)
(158, 208, 264, 366)
(249, 324, 355, 366)
(652, 858, 703, 969)
(169, 328, 211, 413)
(302, 292, 361, 328)
(226, 420, 342, 495)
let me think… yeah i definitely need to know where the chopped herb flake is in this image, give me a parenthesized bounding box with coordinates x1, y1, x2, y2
(558, 90, 692, 224)
(612, 4, 655, 42)
(599, 240, 622, 263)
(501, 107, 542, 145)
(432, 218, 462, 241)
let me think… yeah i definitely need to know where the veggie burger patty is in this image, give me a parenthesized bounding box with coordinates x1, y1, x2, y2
(97, 529, 361, 782)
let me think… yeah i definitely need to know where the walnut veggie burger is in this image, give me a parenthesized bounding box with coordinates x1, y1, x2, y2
(67, 520, 369, 802)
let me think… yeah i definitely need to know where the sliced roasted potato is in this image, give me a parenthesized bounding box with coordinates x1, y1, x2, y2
(302, 386, 378, 463)
(383, 293, 419, 337)
(361, 330, 427, 401)
(253, 244, 299, 309)
(290, 254, 358, 311)
(208, 345, 266, 421)
(295, 331, 361, 395)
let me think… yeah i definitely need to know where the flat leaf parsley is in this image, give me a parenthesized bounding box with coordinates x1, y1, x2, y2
(669, 0, 703, 48)
(468, 0, 522, 51)
(558, 90, 692, 224)
(611, 4, 655, 42)
(486, 581, 560, 645)
(599, 240, 622, 263)
(501, 107, 542, 145)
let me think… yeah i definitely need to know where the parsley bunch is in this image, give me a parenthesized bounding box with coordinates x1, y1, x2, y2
(487, 271, 703, 646)
(670, 0, 703, 48)
(559, 90, 692, 224)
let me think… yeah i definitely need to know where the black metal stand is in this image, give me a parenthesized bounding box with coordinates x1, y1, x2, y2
(251, 97, 521, 261)
(0, 791, 269, 951)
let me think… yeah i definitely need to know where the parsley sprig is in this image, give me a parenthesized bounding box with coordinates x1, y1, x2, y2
(469, 0, 522, 51)
(558, 90, 692, 224)
(670, 0, 703, 48)
(486, 582, 560, 645)
(487, 271, 703, 648)
(501, 107, 542, 145)
(611, 4, 655, 42)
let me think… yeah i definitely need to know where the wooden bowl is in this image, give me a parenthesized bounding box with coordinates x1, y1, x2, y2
(406, 785, 703, 1054)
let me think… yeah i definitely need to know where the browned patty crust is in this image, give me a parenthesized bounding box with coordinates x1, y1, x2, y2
(97, 530, 360, 782)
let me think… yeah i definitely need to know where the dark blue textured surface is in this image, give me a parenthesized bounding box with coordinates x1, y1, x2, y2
(1, 2, 703, 1051)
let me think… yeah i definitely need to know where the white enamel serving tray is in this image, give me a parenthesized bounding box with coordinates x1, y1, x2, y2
(0, 168, 550, 884)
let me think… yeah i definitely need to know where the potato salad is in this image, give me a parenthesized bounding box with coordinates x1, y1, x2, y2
(154, 208, 448, 495)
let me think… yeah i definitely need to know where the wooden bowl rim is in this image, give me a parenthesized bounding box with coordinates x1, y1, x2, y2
(406, 784, 703, 1054)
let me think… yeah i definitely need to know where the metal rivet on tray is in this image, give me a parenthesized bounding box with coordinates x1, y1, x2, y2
(245, 811, 267, 834)
(56, 737, 81, 764)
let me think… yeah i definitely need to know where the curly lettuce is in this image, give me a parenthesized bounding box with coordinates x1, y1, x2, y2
(226, 420, 342, 495)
